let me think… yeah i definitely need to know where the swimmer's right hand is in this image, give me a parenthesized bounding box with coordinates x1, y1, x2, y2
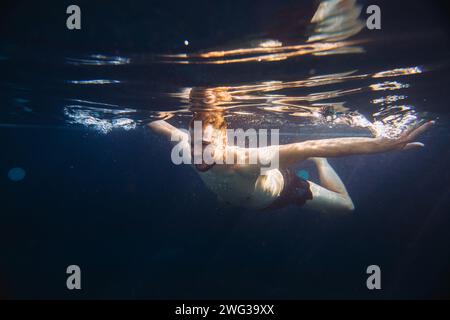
(387, 120, 435, 151)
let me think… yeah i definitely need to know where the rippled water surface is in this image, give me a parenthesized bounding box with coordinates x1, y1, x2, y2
(1, 1, 448, 137)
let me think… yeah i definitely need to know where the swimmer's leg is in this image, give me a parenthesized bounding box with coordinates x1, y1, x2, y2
(304, 158, 354, 213)
(311, 157, 350, 196)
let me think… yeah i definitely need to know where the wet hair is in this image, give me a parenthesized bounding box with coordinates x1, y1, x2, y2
(188, 87, 228, 132)
(189, 111, 227, 132)
(187, 88, 230, 172)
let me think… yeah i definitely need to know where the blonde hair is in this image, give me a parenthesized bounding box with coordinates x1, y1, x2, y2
(188, 87, 228, 132)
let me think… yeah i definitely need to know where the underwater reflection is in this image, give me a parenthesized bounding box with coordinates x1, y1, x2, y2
(164, 66, 425, 138)
(63, 65, 426, 138)
(160, 0, 366, 64)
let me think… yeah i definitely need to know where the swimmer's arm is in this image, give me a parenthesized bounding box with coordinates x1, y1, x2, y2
(147, 120, 189, 143)
(275, 121, 434, 167)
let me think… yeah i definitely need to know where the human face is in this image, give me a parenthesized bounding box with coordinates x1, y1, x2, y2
(190, 123, 227, 165)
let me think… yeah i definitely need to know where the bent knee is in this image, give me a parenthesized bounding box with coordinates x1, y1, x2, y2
(339, 197, 355, 213)
(331, 196, 354, 214)
(343, 200, 355, 213)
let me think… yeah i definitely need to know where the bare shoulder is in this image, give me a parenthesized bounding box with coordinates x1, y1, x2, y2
(148, 120, 189, 142)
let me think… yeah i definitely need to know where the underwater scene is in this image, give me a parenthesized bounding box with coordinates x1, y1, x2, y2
(0, 0, 449, 299)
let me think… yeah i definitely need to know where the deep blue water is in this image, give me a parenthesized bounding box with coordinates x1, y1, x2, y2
(1, 0, 450, 299)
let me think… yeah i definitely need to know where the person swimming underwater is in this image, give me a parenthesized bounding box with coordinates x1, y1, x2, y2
(148, 87, 434, 213)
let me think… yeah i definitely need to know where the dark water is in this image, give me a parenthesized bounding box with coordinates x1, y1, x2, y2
(0, 0, 449, 299)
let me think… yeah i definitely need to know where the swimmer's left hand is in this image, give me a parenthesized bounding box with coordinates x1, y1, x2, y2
(397, 120, 435, 150)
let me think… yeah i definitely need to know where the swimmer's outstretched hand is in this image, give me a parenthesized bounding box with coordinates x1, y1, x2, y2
(391, 120, 435, 150)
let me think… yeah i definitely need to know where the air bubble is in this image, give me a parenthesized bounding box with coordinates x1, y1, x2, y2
(8, 167, 26, 182)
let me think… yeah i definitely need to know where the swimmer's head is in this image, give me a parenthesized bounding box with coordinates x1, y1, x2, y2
(188, 87, 229, 147)
(188, 88, 230, 169)
(189, 111, 227, 166)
